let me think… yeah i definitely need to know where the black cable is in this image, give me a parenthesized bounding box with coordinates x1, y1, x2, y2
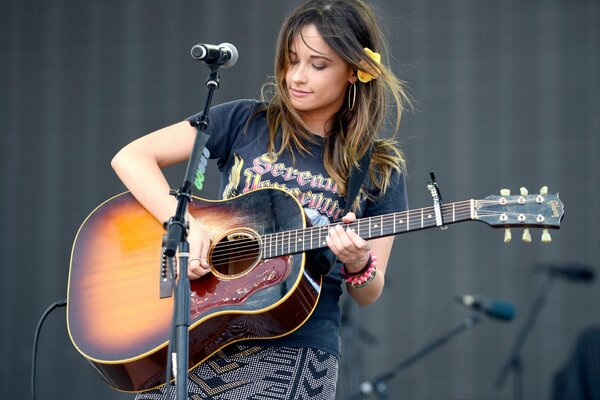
(31, 299, 67, 400)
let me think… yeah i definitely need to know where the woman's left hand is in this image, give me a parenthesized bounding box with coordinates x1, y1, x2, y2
(326, 212, 371, 273)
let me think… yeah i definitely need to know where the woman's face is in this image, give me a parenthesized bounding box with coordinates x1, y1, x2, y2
(285, 24, 355, 132)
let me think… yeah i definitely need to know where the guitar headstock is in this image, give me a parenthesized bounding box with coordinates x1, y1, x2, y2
(474, 186, 564, 243)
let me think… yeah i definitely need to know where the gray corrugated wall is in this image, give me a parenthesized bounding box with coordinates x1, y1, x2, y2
(1, 1, 598, 399)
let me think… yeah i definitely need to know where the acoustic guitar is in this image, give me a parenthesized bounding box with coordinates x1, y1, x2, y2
(67, 186, 563, 392)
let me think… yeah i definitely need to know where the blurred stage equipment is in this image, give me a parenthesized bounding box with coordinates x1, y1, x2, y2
(495, 262, 595, 400)
(552, 325, 600, 400)
(455, 294, 516, 321)
(348, 294, 516, 399)
(31, 299, 67, 400)
(534, 262, 595, 282)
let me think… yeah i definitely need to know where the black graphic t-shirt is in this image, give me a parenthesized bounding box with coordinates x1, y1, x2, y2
(188, 99, 408, 358)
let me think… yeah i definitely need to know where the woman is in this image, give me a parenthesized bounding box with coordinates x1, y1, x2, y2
(112, 0, 410, 398)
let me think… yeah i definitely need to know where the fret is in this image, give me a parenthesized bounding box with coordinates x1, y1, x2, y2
(265, 234, 269, 258)
(263, 234, 267, 258)
(420, 208, 424, 228)
(279, 232, 284, 256)
(293, 230, 297, 254)
(425, 208, 433, 225)
(286, 230, 290, 255)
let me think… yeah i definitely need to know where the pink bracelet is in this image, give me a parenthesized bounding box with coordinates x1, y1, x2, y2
(341, 252, 378, 289)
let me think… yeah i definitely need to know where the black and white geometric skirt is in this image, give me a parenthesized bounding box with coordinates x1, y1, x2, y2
(134, 344, 338, 400)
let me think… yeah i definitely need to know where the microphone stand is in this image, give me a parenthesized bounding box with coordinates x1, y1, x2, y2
(348, 314, 481, 400)
(162, 64, 222, 400)
(494, 274, 556, 400)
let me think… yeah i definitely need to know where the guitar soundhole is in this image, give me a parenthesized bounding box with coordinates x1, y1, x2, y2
(210, 229, 261, 277)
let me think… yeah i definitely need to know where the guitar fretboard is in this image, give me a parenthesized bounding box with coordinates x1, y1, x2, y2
(262, 200, 474, 258)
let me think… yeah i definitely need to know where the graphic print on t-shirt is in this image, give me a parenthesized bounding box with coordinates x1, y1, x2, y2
(222, 152, 345, 223)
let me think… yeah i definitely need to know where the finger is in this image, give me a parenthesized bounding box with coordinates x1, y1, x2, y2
(344, 226, 368, 249)
(187, 258, 204, 279)
(327, 225, 358, 261)
(188, 270, 202, 279)
(333, 224, 359, 250)
(341, 212, 357, 223)
(327, 225, 346, 251)
(200, 242, 211, 269)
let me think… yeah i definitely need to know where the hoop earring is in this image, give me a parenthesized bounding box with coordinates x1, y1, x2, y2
(347, 83, 357, 111)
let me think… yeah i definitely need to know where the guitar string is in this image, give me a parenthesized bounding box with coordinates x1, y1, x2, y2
(204, 212, 548, 266)
(204, 201, 548, 262)
(206, 202, 474, 258)
(205, 207, 548, 262)
(206, 198, 545, 257)
(201, 201, 550, 265)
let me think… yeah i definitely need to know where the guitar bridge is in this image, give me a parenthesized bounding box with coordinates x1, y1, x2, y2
(160, 234, 174, 299)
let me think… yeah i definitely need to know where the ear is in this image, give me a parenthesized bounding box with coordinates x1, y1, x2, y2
(347, 65, 357, 84)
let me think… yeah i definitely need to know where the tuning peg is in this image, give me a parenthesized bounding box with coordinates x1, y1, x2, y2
(504, 228, 512, 243)
(541, 228, 552, 243)
(540, 186, 548, 195)
(500, 188, 510, 196)
(520, 187, 528, 196)
(522, 228, 532, 243)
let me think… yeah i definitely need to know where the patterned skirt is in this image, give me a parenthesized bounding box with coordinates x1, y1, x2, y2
(134, 344, 338, 400)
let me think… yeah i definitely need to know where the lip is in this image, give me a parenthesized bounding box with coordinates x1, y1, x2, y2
(290, 88, 311, 98)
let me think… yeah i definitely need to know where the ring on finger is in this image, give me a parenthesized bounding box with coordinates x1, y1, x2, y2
(189, 258, 202, 265)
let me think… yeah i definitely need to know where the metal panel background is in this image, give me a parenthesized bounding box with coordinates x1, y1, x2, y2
(1, 1, 598, 399)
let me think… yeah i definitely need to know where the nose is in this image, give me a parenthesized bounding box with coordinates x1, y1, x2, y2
(290, 63, 307, 84)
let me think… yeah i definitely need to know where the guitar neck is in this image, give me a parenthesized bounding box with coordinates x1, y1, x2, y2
(262, 200, 474, 259)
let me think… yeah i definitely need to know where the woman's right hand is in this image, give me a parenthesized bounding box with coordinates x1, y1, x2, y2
(186, 216, 212, 279)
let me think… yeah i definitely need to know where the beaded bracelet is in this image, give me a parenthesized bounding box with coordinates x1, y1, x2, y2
(341, 251, 378, 289)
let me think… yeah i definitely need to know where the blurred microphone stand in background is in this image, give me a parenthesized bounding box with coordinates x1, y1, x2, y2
(495, 262, 595, 400)
(347, 314, 482, 400)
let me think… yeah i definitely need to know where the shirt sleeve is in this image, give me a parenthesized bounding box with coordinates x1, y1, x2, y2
(363, 169, 408, 217)
(186, 99, 261, 171)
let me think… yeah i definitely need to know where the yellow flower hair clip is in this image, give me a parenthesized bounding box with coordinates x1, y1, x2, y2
(357, 47, 381, 83)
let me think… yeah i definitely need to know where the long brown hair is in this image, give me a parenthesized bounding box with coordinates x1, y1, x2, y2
(261, 0, 410, 202)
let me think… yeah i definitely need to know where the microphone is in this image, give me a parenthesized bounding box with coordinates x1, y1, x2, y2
(455, 294, 516, 322)
(534, 262, 595, 282)
(190, 42, 238, 68)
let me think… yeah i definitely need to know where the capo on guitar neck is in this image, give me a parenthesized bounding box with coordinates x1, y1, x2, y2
(427, 172, 447, 230)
